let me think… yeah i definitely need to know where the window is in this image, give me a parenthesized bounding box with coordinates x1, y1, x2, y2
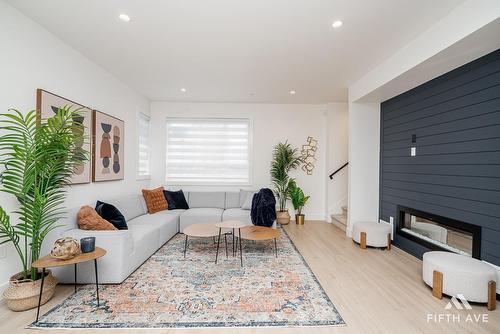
(166, 118, 251, 184)
(137, 112, 151, 179)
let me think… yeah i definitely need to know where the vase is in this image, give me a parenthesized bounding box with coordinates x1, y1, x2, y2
(276, 210, 291, 225)
(295, 214, 305, 225)
(2, 270, 57, 311)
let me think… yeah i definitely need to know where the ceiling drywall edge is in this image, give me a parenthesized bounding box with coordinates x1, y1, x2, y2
(348, 0, 500, 103)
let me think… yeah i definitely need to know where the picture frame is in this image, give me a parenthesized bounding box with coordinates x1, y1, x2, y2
(92, 110, 124, 182)
(36, 89, 92, 184)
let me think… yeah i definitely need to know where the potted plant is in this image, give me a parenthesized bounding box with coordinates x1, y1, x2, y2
(0, 107, 87, 311)
(270, 141, 303, 225)
(288, 180, 310, 225)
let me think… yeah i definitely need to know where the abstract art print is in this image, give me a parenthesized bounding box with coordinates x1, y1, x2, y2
(92, 110, 124, 182)
(36, 89, 92, 184)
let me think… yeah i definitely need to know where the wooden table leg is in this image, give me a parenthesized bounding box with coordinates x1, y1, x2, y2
(387, 233, 391, 251)
(215, 227, 222, 264)
(232, 228, 235, 257)
(35, 268, 45, 323)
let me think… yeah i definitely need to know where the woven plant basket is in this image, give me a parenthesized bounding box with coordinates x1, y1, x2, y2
(2, 270, 57, 311)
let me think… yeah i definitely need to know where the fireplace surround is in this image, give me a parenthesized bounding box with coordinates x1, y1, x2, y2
(397, 206, 481, 259)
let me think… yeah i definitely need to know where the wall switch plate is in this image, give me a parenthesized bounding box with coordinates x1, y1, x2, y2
(411, 147, 416, 156)
(0, 245, 6, 259)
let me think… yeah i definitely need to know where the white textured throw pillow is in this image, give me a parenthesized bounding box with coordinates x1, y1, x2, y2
(241, 192, 254, 210)
(239, 189, 256, 207)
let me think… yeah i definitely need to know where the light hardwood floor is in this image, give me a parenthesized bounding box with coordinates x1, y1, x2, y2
(1, 221, 498, 334)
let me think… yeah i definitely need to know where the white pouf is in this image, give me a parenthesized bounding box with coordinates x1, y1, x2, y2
(352, 221, 392, 249)
(423, 251, 497, 305)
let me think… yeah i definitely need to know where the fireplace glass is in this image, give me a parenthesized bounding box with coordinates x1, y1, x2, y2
(401, 212, 474, 256)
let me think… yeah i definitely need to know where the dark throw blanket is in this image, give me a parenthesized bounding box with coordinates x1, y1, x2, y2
(251, 188, 276, 227)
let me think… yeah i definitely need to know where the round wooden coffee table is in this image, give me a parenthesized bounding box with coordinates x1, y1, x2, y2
(215, 220, 247, 266)
(31, 247, 106, 323)
(183, 223, 228, 259)
(241, 226, 280, 258)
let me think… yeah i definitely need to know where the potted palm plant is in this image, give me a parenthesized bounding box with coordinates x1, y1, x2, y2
(270, 141, 303, 225)
(288, 180, 310, 225)
(0, 107, 87, 311)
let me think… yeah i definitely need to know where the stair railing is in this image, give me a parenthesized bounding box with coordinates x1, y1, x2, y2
(329, 162, 348, 180)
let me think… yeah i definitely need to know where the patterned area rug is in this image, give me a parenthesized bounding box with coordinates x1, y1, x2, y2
(32, 229, 345, 329)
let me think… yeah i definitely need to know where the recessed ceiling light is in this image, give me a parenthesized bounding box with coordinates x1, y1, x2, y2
(180, 88, 187, 92)
(332, 20, 343, 28)
(289, 90, 296, 95)
(119, 13, 131, 22)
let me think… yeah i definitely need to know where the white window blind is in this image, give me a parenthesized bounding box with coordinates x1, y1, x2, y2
(166, 118, 250, 184)
(137, 113, 151, 178)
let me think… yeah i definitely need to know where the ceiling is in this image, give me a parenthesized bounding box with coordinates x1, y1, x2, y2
(7, 0, 465, 103)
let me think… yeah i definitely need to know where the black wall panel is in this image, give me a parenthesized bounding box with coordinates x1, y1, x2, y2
(380, 48, 500, 265)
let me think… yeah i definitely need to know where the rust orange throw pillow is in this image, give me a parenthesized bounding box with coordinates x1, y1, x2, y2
(142, 187, 168, 214)
(77, 206, 117, 230)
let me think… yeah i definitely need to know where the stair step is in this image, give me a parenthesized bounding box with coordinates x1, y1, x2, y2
(331, 214, 347, 231)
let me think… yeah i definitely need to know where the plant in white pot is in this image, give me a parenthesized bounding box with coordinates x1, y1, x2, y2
(288, 179, 310, 225)
(0, 107, 87, 311)
(270, 141, 303, 225)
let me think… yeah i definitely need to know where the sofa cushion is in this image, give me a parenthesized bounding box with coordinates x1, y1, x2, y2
(164, 190, 189, 210)
(188, 191, 225, 209)
(222, 208, 252, 225)
(95, 200, 128, 230)
(142, 187, 168, 213)
(105, 194, 146, 221)
(128, 210, 183, 245)
(239, 189, 257, 207)
(180, 208, 223, 231)
(225, 192, 240, 209)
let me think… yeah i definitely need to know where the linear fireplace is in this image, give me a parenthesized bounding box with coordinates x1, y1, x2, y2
(397, 206, 481, 259)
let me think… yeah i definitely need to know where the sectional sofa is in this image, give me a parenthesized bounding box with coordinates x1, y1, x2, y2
(41, 191, 257, 284)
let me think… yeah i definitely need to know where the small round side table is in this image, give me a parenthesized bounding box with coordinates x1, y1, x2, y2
(31, 247, 106, 323)
(215, 220, 247, 266)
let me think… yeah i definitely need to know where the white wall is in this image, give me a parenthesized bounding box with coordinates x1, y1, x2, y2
(325, 103, 348, 218)
(150, 102, 328, 220)
(347, 103, 380, 237)
(0, 1, 149, 290)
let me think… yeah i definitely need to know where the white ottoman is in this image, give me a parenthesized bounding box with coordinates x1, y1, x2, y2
(423, 251, 497, 311)
(352, 221, 392, 250)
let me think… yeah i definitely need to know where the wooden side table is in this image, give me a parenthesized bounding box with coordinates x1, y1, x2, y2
(240, 226, 280, 258)
(183, 223, 228, 258)
(31, 247, 106, 323)
(215, 220, 247, 266)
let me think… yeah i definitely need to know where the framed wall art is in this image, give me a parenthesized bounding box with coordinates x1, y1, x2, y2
(92, 110, 124, 182)
(36, 89, 92, 184)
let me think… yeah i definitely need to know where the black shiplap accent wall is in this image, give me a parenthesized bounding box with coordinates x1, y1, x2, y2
(380, 48, 500, 266)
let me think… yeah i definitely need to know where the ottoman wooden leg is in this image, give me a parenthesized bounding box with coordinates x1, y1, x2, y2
(387, 233, 391, 250)
(488, 281, 496, 311)
(432, 270, 443, 299)
(360, 232, 366, 249)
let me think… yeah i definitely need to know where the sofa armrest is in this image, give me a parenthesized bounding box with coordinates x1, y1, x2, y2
(51, 229, 134, 284)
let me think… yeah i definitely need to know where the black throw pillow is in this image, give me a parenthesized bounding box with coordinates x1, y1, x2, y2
(95, 200, 128, 230)
(163, 190, 189, 210)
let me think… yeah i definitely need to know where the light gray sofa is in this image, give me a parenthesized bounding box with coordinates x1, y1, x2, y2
(41, 191, 257, 284)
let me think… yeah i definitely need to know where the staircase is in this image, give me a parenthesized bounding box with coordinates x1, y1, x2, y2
(331, 206, 347, 231)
